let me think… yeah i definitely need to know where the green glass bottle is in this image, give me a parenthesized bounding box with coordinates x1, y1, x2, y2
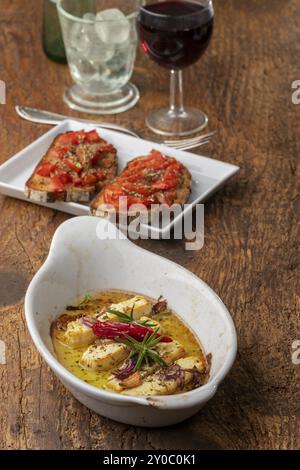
(43, 0, 67, 63)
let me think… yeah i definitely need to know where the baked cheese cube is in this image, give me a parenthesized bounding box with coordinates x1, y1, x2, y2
(155, 340, 185, 364)
(107, 296, 152, 321)
(80, 340, 129, 371)
(61, 319, 95, 348)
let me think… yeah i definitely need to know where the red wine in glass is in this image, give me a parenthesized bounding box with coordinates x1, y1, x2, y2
(138, 0, 214, 70)
(137, 0, 214, 136)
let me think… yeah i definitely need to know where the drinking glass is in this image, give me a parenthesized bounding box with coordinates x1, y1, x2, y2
(137, 0, 214, 136)
(57, 0, 139, 114)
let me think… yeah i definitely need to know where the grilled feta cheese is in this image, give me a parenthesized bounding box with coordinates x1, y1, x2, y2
(155, 341, 185, 364)
(61, 319, 95, 348)
(80, 340, 129, 371)
(123, 356, 205, 396)
(176, 356, 207, 372)
(106, 296, 152, 321)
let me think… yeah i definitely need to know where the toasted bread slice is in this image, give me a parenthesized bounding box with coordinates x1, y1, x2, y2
(25, 130, 118, 203)
(90, 150, 192, 217)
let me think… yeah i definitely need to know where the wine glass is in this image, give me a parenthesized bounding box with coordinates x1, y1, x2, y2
(137, 0, 214, 136)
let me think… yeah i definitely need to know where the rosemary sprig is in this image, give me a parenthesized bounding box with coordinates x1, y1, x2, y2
(80, 293, 92, 305)
(121, 329, 167, 371)
(108, 309, 155, 328)
(66, 293, 93, 311)
(107, 309, 133, 323)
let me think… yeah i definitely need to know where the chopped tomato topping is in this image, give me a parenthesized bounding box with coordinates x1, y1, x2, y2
(84, 130, 101, 143)
(57, 172, 73, 185)
(121, 182, 153, 197)
(151, 149, 165, 159)
(36, 162, 56, 177)
(50, 175, 65, 193)
(97, 170, 106, 181)
(74, 178, 83, 187)
(103, 188, 155, 208)
(91, 145, 115, 166)
(36, 130, 115, 194)
(103, 150, 183, 210)
(101, 159, 113, 169)
(56, 146, 71, 159)
(91, 149, 103, 166)
(123, 173, 143, 183)
(102, 144, 115, 153)
(64, 159, 82, 174)
(50, 147, 69, 160)
(82, 174, 98, 186)
(56, 131, 85, 146)
(126, 196, 155, 207)
(152, 181, 176, 191)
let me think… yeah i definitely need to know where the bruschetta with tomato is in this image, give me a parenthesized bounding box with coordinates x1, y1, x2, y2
(90, 149, 192, 216)
(25, 130, 118, 203)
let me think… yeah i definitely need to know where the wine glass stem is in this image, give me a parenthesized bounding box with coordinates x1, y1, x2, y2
(169, 69, 185, 116)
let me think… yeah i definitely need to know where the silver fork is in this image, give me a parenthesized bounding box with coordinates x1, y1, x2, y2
(16, 105, 214, 151)
(163, 132, 215, 151)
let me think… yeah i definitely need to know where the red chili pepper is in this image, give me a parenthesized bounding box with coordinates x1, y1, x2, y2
(92, 321, 172, 343)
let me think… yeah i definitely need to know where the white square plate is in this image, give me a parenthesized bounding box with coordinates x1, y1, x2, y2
(0, 120, 239, 236)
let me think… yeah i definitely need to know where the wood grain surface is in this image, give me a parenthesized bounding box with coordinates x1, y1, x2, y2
(0, 0, 299, 450)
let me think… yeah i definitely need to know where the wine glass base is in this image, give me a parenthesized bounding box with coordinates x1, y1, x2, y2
(146, 108, 208, 137)
(63, 83, 140, 115)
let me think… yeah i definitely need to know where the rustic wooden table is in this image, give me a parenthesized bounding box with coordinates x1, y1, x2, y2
(0, 0, 299, 450)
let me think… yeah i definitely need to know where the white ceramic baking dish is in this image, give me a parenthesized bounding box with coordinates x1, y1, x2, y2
(25, 216, 237, 427)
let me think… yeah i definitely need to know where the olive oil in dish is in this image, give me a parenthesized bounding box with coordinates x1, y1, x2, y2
(51, 291, 211, 396)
